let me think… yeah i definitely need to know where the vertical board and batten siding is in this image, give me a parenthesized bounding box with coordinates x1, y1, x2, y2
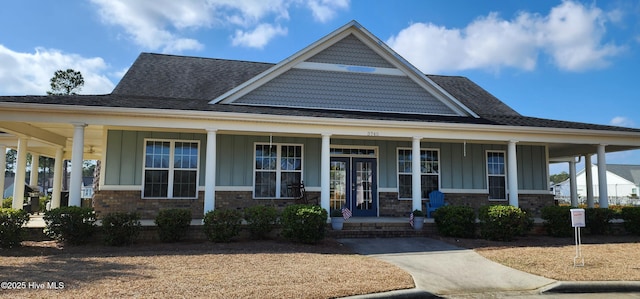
(104, 130, 207, 186)
(216, 135, 322, 187)
(516, 145, 548, 190)
(440, 143, 504, 190)
(104, 130, 548, 192)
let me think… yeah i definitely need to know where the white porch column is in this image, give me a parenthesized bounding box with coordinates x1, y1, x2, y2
(51, 147, 64, 209)
(12, 137, 28, 209)
(597, 144, 608, 208)
(29, 153, 39, 187)
(0, 145, 5, 199)
(569, 158, 578, 207)
(320, 134, 331, 215)
(69, 123, 86, 207)
(204, 129, 217, 214)
(585, 154, 594, 208)
(507, 140, 519, 207)
(412, 137, 422, 211)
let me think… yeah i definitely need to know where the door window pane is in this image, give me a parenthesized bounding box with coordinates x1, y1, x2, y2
(330, 161, 347, 210)
(355, 162, 373, 210)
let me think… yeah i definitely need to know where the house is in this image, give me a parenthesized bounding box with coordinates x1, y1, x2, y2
(1, 21, 639, 219)
(81, 176, 94, 199)
(555, 164, 640, 206)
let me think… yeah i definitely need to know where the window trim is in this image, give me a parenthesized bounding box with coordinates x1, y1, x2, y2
(396, 147, 440, 200)
(486, 150, 507, 201)
(253, 142, 304, 199)
(142, 138, 200, 199)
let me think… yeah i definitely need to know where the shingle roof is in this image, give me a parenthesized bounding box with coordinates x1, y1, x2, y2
(112, 53, 273, 100)
(112, 53, 521, 118)
(1, 53, 639, 134)
(606, 164, 640, 185)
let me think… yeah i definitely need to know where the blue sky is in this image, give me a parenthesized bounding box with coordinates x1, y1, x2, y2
(1, 0, 639, 174)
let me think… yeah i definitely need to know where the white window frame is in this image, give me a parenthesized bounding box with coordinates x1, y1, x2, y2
(486, 150, 507, 201)
(142, 139, 200, 199)
(253, 142, 304, 199)
(397, 148, 440, 200)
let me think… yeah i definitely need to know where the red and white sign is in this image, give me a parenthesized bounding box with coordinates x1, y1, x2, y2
(570, 208, 585, 228)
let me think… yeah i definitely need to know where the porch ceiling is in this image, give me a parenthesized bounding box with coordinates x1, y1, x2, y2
(1, 119, 638, 163)
(0, 122, 104, 160)
(548, 143, 640, 160)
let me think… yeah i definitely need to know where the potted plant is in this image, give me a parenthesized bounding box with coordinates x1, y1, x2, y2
(412, 209, 425, 230)
(330, 209, 344, 230)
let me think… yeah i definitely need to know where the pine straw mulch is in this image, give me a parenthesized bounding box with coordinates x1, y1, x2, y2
(0, 239, 414, 299)
(436, 234, 640, 281)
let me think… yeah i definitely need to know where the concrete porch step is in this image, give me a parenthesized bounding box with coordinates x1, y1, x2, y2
(327, 220, 437, 238)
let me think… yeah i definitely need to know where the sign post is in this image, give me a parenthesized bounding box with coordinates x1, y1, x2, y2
(570, 208, 585, 267)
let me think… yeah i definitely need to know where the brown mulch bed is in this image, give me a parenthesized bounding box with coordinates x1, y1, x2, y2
(0, 239, 414, 299)
(436, 234, 640, 281)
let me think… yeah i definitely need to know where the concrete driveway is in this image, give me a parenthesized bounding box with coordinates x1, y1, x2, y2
(338, 237, 555, 297)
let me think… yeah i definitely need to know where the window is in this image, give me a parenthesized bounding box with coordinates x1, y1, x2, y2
(143, 140, 199, 199)
(397, 148, 439, 199)
(487, 151, 506, 200)
(254, 143, 303, 198)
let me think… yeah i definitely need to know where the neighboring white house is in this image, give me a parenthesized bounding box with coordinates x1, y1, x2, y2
(554, 164, 640, 205)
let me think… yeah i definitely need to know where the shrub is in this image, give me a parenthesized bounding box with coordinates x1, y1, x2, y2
(281, 204, 327, 244)
(0, 208, 30, 248)
(584, 208, 614, 235)
(330, 209, 343, 218)
(203, 209, 242, 242)
(412, 209, 425, 217)
(621, 207, 640, 235)
(478, 205, 533, 241)
(2, 197, 12, 208)
(44, 206, 96, 245)
(101, 212, 141, 246)
(541, 205, 573, 237)
(154, 209, 191, 242)
(433, 205, 475, 238)
(244, 205, 278, 239)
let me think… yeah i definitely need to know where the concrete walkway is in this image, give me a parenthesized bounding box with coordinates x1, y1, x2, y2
(338, 237, 555, 297)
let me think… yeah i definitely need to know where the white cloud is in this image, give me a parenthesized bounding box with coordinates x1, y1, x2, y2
(232, 23, 288, 48)
(90, 0, 349, 52)
(0, 45, 115, 96)
(610, 116, 636, 128)
(387, 1, 623, 73)
(307, 0, 350, 23)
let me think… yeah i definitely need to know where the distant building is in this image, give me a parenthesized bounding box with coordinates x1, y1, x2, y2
(554, 164, 640, 205)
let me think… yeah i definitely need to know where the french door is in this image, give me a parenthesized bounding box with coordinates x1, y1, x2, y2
(330, 157, 377, 217)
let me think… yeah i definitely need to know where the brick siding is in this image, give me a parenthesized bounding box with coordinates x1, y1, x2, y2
(93, 189, 553, 219)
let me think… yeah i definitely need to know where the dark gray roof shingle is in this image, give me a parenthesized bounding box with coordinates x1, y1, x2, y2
(112, 53, 273, 100)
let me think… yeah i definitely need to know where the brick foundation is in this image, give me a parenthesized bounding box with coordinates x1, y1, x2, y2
(92, 190, 205, 219)
(93, 189, 554, 219)
(93, 190, 322, 218)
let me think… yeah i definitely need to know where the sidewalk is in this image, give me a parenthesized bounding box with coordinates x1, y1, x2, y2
(338, 237, 640, 298)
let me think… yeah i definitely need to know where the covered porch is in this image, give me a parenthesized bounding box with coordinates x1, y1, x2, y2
(2, 117, 640, 219)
